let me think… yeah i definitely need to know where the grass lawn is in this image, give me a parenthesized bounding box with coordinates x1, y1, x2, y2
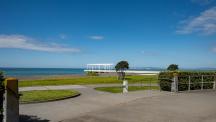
(19, 75, 158, 87)
(20, 90, 80, 104)
(95, 86, 160, 93)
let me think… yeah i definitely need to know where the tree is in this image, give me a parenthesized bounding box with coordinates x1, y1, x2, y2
(115, 61, 129, 80)
(167, 64, 179, 71)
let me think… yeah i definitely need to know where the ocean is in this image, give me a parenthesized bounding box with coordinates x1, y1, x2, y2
(1, 67, 213, 77)
(0, 67, 163, 77)
(0, 68, 85, 77)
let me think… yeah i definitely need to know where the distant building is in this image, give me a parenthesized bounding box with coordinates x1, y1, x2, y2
(86, 64, 113, 71)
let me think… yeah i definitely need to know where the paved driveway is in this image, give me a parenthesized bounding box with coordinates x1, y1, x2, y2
(62, 91, 216, 122)
(20, 86, 168, 122)
(20, 85, 216, 122)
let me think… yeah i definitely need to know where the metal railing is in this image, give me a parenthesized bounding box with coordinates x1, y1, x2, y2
(159, 75, 216, 92)
(178, 75, 216, 91)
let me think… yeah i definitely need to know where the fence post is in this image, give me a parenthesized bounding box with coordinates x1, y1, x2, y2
(3, 78, 19, 122)
(201, 75, 203, 90)
(188, 76, 191, 92)
(171, 73, 178, 92)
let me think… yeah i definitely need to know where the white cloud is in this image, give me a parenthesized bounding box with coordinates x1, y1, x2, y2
(191, 0, 214, 5)
(176, 6, 216, 35)
(0, 35, 80, 53)
(89, 35, 104, 40)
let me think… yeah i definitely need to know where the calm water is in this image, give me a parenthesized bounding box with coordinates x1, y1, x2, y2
(0, 68, 85, 77)
(1, 67, 212, 77)
(0, 67, 162, 77)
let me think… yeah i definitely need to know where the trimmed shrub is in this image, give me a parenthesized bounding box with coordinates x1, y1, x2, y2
(86, 71, 99, 76)
(159, 71, 216, 91)
(158, 71, 174, 91)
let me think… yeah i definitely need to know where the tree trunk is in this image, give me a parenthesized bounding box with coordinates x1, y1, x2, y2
(122, 72, 125, 80)
(117, 71, 125, 80)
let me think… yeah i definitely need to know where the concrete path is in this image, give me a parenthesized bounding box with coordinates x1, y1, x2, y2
(19, 85, 168, 122)
(86, 83, 159, 88)
(19, 83, 159, 91)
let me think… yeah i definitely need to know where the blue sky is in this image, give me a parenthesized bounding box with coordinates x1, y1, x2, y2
(0, 0, 216, 68)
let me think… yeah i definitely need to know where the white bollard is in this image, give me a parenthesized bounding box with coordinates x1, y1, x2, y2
(123, 80, 128, 93)
(171, 75, 178, 92)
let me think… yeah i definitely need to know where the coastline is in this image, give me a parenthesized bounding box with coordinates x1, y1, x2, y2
(1, 68, 161, 81)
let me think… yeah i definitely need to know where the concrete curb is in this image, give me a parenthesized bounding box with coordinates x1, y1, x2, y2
(20, 93, 81, 104)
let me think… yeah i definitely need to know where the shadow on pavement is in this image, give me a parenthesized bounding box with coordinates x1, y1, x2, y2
(20, 115, 50, 122)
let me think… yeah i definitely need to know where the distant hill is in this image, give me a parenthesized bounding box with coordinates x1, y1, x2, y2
(130, 67, 216, 71)
(130, 67, 165, 71)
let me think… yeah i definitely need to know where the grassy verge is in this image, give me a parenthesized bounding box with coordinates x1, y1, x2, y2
(95, 86, 160, 93)
(19, 90, 80, 104)
(19, 75, 158, 87)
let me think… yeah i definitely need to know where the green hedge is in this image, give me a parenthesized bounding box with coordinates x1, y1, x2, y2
(159, 71, 216, 91)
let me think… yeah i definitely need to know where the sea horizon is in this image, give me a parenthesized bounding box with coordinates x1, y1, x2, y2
(1, 67, 216, 77)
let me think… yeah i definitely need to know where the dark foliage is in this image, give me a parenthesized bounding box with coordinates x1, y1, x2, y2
(167, 64, 179, 71)
(86, 71, 99, 76)
(115, 61, 129, 80)
(159, 71, 216, 91)
(0, 72, 5, 122)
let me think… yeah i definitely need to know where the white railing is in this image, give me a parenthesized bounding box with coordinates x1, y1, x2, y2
(178, 75, 216, 91)
(84, 69, 160, 74)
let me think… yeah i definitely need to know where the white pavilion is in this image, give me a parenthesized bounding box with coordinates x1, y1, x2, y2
(86, 64, 113, 72)
(84, 63, 160, 74)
